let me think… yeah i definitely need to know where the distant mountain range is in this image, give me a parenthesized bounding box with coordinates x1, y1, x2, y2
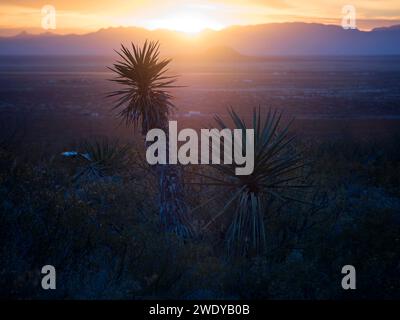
(0, 22, 400, 56)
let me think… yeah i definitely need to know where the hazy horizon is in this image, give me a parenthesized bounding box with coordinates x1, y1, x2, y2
(1, 20, 400, 38)
(1, 21, 399, 56)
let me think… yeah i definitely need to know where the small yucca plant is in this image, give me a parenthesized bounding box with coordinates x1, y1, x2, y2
(63, 139, 131, 182)
(192, 108, 310, 257)
(81, 139, 130, 171)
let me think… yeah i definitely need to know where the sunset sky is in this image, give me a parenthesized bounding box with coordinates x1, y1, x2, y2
(0, 0, 399, 36)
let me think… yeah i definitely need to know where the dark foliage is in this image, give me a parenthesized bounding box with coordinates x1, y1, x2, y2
(0, 135, 399, 299)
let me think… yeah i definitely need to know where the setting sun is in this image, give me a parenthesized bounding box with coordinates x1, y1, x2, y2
(145, 11, 225, 34)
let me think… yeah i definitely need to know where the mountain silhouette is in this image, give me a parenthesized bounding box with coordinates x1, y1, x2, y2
(0, 22, 399, 56)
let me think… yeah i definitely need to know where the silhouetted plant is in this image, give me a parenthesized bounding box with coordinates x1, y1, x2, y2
(63, 138, 130, 182)
(108, 41, 177, 133)
(108, 41, 192, 237)
(194, 108, 310, 257)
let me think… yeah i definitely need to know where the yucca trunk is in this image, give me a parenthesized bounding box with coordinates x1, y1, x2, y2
(149, 120, 193, 238)
(158, 162, 192, 237)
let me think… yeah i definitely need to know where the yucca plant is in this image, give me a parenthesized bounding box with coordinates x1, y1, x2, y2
(108, 40, 192, 237)
(81, 139, 131, 172)
(63, 138, 130, 182)
(191, 108, 310, 257)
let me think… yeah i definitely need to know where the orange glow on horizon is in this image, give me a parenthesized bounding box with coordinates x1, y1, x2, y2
(0, 0, 399, 36)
